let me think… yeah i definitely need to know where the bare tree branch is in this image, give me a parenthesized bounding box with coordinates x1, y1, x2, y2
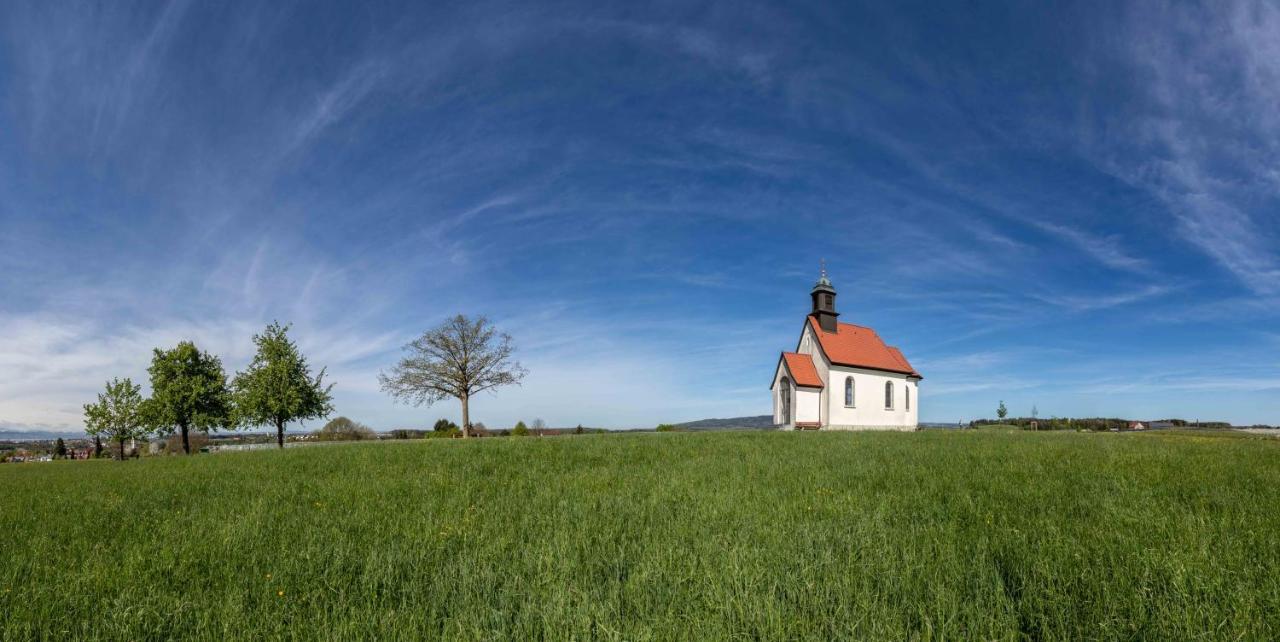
(378, 315, 527, 437)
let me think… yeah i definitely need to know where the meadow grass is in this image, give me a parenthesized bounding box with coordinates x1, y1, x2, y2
(2, 430, 1278, 640)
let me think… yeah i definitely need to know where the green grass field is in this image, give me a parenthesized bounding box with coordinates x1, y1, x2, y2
(3, 430, 1279, 640)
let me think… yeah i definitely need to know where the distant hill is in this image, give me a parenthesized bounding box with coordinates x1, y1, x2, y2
(0, 428, 87, 442)
(677, 415, 774, 430)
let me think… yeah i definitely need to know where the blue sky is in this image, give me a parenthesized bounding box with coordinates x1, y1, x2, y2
(2, 1, 1278, 431)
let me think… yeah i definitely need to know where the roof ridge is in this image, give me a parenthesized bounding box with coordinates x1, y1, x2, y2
(807, 316, 920, 378)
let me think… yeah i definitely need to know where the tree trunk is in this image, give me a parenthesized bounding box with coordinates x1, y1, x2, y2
(94, 436, 103, 458)
(117, 436, 126, 461)
(276, 419, 285, 449)
(461, 394, 470, 439)
(181, 424, 191, 455)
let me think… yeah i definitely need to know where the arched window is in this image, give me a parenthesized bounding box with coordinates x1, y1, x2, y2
(779, 377, 792, 424)
(885, 381, 894, 409)
(905, 385, 910, 411)
(844, 376, 855, 407)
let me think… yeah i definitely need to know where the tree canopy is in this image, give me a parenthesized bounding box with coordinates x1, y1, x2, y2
(146, 341, 235, 454)
(232, 322, 334, 448)
(83, 377, 149, 461)
(314, 416, 376, 441)
(379, 315, 527, 438)
(431, 418, 460, 438)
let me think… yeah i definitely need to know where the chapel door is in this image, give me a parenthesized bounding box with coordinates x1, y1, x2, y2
(780, 377, 791, 425)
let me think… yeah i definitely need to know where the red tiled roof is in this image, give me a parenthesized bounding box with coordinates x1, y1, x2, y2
(781, 352, 824, 388)
(807, 317, 921, 378)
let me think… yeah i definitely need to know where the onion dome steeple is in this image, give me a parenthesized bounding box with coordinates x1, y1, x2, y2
(810, 260, 839, 333)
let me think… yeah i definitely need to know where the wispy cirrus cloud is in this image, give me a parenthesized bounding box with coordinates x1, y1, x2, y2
(281, 59, 392, 159)
(1085, 0, 1280, 294)
(1027, 220, 1153, 275)
(1029, 284, 1175, 313)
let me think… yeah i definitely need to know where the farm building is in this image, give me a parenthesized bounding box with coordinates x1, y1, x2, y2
(770, 268, 921, 431)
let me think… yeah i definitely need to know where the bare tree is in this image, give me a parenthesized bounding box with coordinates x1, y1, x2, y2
(379, 315, 528, 438)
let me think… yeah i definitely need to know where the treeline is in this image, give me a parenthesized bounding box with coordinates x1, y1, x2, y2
(973, 417, 1129, 431)
(385, 419, 604, 439)
(971, 417, 1245, 431)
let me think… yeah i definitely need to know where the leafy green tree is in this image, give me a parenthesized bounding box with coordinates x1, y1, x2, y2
(314, 416, 376, 441)
(232, 322, 334, 449)
(146, 342, 235, 455)
(574, 424, 584, 435)
(83, 378, 149, 461)
(433, 418, 459, 433)
(997, 400, 1008, 420)
(511, 421, 529, 437)
(656, 423, 677, 432)
(379, 315, 527, 438)
(53, 438, 67, 459)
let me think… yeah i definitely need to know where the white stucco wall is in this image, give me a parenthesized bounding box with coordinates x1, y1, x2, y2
(796, 323, 831, 425)
(795, 388, 821, 425)
(825, 366, 918, 430)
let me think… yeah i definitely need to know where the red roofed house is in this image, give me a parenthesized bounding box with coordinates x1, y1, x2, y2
(770, 269, 921, 430)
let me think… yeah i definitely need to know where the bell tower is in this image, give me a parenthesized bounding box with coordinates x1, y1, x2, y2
(810, 260, 839, 333)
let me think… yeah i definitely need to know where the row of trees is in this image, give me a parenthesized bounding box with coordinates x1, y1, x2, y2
(975, 416, 1237, 431)
(83, 323, 333, 460)
(81, 314, 532, 458)
(990, 401, 1239, 431)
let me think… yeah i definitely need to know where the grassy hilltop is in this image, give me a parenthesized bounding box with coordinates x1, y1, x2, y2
(2, 430, 1279, 640)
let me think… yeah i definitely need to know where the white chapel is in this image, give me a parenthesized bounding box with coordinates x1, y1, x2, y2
(771, 269, 921, 430)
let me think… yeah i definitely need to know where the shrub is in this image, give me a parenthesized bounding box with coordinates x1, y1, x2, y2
(655, 424, 677, 432)
(314, 417, 377, 441)
(389, 429, 428, 440)
(511, 421, 529, 437)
